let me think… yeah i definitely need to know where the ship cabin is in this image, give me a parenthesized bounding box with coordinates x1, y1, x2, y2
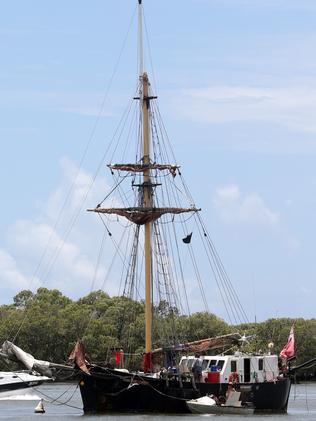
(179, 352, 280, 384)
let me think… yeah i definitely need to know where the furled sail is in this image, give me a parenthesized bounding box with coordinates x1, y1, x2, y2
(68, 340, 91, 375)
(0, 340, 53, 377)
(88, 206, 200, 225)
(0, 340, 73, 377)
(108, 163, 179, 177)
(151, 333, 242, 357)
(180, 333, 242, 353)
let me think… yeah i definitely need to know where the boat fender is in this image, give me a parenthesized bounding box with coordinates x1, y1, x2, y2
(228, 372, 240, 384)
(34, 398, 45, 413)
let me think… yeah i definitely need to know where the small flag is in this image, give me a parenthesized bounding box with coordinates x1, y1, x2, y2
(279, 325, 295, 359)
(182, 233, 192, 244)
(115, 351, 121, 365)
(143, 352, 152, 373)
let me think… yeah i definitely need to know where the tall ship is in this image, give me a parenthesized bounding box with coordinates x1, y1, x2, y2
(64, 0, 294, 413)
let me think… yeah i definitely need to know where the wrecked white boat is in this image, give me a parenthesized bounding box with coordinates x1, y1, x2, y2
(186, 391, 254, 415)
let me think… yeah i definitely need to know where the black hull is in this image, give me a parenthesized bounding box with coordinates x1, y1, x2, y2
(79, 368, 291, 414)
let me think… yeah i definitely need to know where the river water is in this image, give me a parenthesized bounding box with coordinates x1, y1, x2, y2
(0, 382, 315, 420)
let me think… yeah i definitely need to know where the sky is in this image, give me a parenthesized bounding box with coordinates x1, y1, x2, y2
(1, 0, 316, 322)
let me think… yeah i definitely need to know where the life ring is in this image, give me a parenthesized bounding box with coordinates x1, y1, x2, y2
(228, 372, 240, 384)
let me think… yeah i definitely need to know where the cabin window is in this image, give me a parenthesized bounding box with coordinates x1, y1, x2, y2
(202, 359, 209, 370)
(208, 360, 218, 372)
(217, 360, 225, 370)
(187, 359, 195, 369)
(230, 360, 237, 372)
(258, 359, 263, 370)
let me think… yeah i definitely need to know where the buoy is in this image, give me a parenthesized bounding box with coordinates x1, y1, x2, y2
(34, 398, 45, 414)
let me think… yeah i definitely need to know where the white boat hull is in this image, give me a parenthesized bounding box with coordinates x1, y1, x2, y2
(0, 371, 51, 399)
(187, 400, 254, 415)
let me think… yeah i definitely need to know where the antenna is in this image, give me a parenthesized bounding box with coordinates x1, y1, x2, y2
(138, 0, 144, 76)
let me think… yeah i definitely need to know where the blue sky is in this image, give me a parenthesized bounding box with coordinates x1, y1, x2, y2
(1, 0, 316, 322)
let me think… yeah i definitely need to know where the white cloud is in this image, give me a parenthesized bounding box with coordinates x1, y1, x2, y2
(214, 184, 279, 226)
(0, 249, 40, 297)
(172, 85, 316, 134)
(0, 157, 120, 303)
(213, 184, 301, 253)
(44, 156, 97, 221)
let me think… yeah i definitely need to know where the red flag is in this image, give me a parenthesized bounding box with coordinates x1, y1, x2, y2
(115, 351, 121, 365)
(279, 325, 295, 359)
(143, 352, 152, 373)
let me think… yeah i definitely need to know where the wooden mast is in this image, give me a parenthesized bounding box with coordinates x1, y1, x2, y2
(138, 0, 152, 355)
(142, 73, 152, 354)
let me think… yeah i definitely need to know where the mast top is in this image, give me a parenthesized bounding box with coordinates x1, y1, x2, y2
(138, 0, 144, 76)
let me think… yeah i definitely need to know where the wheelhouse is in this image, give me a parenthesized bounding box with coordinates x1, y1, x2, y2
(180, 353, 280, 384)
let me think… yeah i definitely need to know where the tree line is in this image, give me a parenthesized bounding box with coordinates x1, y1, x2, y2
(0, 288, 315, 377)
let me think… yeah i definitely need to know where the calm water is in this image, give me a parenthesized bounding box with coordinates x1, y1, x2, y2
(0, 382, 315, 420)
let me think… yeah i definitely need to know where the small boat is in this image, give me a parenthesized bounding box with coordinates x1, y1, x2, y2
(186, 391, 254, 415)
(0, 371, 50, 398)
(0, 340, 73, 398)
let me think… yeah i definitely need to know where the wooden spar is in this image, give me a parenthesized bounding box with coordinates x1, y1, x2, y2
(138, 0, 151, 356)
(87, 207, 200, 225)
(142, 72, 152, 354)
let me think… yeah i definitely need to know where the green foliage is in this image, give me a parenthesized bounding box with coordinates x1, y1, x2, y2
(183, 312, 231, 341)
(1, 288, 316, 374)
(13, 290, 34, 309)
(236, 318, 316, 368)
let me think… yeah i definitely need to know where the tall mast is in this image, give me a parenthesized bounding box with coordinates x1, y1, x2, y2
(138, 0, 152, 355)
(88, 0, 199, 358)
(142, 74, 152, 354)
